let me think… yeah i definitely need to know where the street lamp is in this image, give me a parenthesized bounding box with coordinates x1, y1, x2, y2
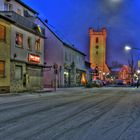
(137, 70, 140, 74)
(124, 45, 132, 51)
(124, 45, 140, 51)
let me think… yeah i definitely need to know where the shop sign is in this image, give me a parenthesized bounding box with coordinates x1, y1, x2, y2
(28, 54, 40, 63)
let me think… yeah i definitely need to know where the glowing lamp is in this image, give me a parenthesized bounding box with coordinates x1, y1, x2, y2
(125, 45, 131, 51)
(137, 70, 140, 74)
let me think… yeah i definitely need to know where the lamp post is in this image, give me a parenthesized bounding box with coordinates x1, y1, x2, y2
(124, 45, 140, 84)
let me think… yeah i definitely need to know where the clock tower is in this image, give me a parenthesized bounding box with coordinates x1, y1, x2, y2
(89, 27, 110, 79)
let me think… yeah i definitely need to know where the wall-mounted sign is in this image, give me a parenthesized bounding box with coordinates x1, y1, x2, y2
(28, 54, 40, 63)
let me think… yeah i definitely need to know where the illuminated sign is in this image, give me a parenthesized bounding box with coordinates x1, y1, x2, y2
(28, 54, 40, 63)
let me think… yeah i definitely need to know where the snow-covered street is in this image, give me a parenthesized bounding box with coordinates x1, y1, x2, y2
(0, 87, 140, 140)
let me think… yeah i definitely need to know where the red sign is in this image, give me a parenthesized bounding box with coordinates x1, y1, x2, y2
(28, 54, 40, 63)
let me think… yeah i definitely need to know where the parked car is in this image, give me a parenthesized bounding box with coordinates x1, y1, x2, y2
(92, 80, 103, 87)
(101, 80, 107, 86)
(115, 79, 124, 85)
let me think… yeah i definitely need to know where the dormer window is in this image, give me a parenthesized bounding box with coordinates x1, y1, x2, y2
(17, 9, 22, 15)
(4, 2, 13, 11)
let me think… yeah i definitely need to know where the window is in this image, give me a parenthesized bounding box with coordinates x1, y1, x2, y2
(0, 61, 5, 77)
(35, 38, 41, 51)
(96, 45, 99, 49)
(15, 32, 23, 48)
(96, 51, 98, 55)
(15, 65, 22, 80)
(65, 52, 68, 61)
(96, 37, 99, 43)
(4, 3, 13, 11)
(17, 9, 22, 15)
(0, 24, 6, 41)
(27, 37, 32, 50)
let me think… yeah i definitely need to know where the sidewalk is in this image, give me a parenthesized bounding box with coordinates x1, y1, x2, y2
(0, 87, 85, 97)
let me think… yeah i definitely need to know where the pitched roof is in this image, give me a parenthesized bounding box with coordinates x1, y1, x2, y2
(37, 17, 86, 56)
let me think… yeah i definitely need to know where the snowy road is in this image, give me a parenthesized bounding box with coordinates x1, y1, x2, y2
(0, 87, 140, 140)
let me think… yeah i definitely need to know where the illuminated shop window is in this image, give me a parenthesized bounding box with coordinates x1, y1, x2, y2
(15, 32, 23, 48)
(15, 65, 22, 80)
(0, 24, 6, 42)
(0, 61, 5, 77)
(27, 37, 32, 50)
(35, 38, 41, 52)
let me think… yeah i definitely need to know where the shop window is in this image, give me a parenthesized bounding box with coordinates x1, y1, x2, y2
(27, 37, 32, 50)
(35, 38, 41, 51)
(0, 61, 5, 77)
(15, 32, 23, 48)
(0, 24, 6, 42)
(15, 65, 22, 80)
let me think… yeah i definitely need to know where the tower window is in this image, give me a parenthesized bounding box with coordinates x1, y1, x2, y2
(96, 37, 99, 43)
(96, 45, 99, 49)
(96, 51, 98, 55)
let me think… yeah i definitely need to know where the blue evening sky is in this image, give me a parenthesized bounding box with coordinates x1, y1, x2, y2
(23, 0, 140, 66)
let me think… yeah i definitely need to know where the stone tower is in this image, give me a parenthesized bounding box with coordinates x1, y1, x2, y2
(89, 27, 110, 77)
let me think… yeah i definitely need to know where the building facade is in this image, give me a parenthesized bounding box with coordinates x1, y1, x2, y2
(35, 18, 87, 88)
(0, 16, 11, 93)
(0, 0, 45, 92)
(89, 27, 110, 80)
(64, 43, 87, 87)
(35, 18, 65, 88)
